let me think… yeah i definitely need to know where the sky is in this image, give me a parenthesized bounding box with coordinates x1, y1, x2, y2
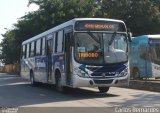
(0, 0, 39, 42)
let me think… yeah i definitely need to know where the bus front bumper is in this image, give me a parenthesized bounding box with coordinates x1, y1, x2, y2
(73, 74, 129, 88)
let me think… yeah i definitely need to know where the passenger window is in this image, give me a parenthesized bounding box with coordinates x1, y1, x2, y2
(36, 39, 41, 56)
(55, 30, 64, 53)
(25, 45, 27, 58)
(26, 44, 30, 58)
(30, 42, 35, 57)
(42, 37, 46, 55)
(22, 45, 25, 59)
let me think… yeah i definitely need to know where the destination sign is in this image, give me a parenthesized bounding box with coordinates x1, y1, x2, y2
(84, 24, 114, 29)
(78, 52, 99, 58)
(75, 20, 126, 32)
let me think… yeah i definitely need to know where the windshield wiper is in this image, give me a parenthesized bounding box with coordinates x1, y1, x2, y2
(87, 32, 100, 43)
(108, 31, 117, 46)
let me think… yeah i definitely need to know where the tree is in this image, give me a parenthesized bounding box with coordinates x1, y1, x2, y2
(0, 30, 18, 64)
(28, 0, 96, 26)
(98, 0, 160, 36)
(1, 0, 160, 64)
(0, 0, 97, 64)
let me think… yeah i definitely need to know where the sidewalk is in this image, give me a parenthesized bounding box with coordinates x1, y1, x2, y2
(124, 80, 160, 92)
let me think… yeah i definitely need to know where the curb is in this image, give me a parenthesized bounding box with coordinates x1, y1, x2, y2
(122, 80, 160, 92)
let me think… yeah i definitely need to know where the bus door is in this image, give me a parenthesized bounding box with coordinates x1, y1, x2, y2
(46, 38, 53, 83)
(64, 31, 73, 85)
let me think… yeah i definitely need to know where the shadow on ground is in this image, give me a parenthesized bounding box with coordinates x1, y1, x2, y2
(0, 74, 119, 106)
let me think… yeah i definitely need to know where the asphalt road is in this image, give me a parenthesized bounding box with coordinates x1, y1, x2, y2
(0, 73, 160, 113)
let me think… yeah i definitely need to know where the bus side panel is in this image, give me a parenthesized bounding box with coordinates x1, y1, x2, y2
(129, 36, 152, 78)
(149, 38, 160, 78)
(52, 53, 65, 85)
(151, 63, 160, 77)
(20, 59, 30, 79)
(20, 58, 35, 80)
(34, 56, 47, 83)
(136, 45, 152, 78)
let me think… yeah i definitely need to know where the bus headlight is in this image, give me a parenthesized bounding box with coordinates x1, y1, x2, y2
(74, 67, 89, 77)
(119, 68, 128, 77)
(78, 71, 86, 77)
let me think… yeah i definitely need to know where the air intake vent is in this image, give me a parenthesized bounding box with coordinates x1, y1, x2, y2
(94, 79, 113, 84)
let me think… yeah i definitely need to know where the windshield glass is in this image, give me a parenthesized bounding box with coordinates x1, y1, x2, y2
(74, 32, 128, 65)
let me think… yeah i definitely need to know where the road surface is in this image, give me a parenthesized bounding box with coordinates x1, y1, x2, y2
(0, 73, 159, 113)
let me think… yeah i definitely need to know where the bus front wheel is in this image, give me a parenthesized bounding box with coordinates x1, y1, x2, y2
(98, 87, 110, 93)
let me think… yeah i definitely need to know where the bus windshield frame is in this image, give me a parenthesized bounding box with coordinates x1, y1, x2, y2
(74, 31, 128, 66)
(73, 20, 128, 66)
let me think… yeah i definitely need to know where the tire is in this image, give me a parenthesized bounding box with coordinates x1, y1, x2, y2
(56, 71, 67, 93)
(132, 68, 140, 80)
(98, 87, 110, 93)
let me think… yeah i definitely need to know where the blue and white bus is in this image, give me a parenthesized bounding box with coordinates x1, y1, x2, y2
(129, 35, 160, 79)
(21, 18, 131, 93)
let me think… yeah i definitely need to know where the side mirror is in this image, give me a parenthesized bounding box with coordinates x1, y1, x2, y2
(127, 29, 132, 42)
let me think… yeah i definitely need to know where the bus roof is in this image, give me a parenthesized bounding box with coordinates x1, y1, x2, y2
(73, 18, 124, 22)
(22, 18, 125, 45)
(132, 35, 160, 40)
(147, 35, 160, 39)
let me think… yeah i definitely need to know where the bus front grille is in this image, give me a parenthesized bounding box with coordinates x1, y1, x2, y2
(93, 79, 113, 84)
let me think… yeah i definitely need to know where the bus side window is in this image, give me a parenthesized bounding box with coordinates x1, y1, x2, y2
(36, 39, 41, 56)
(30, 42, 35, 57)
(34, 41, 36, 56)
(24, 45, 27, 58)
(42, 37, 46, 55)
(55, 30, 64, 53)
(26, 43, 30, 58)
(40, 38, 43, 55)
(22, 45, 26, 59)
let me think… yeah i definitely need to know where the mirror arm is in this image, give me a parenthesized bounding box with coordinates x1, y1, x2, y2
(127, 28, 132, 42)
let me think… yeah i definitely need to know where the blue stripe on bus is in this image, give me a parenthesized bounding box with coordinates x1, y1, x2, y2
(91, 64, 126, 76)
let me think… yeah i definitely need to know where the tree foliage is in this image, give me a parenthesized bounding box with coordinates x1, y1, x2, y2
(0, 0, 160, 64)
(97, 0, 160, 36)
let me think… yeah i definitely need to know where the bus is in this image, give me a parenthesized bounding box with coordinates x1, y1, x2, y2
(20, 18, 131, 93)
(129, 35, 160, 79)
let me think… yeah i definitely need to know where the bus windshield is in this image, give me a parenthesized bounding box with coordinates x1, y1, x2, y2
(75, 32, 128, 65)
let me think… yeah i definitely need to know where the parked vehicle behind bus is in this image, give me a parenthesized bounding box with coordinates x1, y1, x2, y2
(129, 35, 160, 79)
(21, 18, 131, 93)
